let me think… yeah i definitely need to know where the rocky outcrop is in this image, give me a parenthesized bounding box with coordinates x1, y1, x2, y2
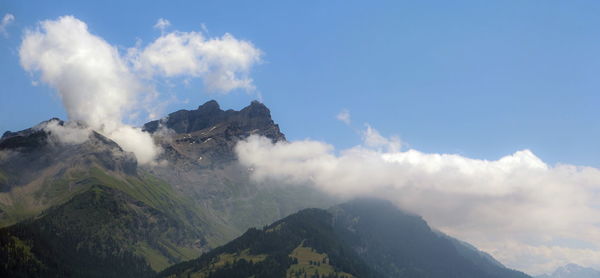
(145, 100, 285, 165)
(144, 100, 285, 141)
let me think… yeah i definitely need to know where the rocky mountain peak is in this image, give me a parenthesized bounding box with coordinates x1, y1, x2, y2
(197, 99, 220, 111)
(143, 100, 285, 141)
(240, 100, 271, 118)
(143, 100, 285, 166)
(0, 118, 64, 152)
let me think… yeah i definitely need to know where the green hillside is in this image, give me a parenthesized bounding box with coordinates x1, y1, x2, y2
(158, 208, 377, 278)
(0, 184, 184, 277)
(161, 199, 532, 278)
(0, 107, 334, 276)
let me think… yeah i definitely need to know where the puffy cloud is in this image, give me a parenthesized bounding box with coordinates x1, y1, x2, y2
(0, 13, 15, 37)
(129, 29, 262, 92)
(19, 16, 263, 164)
(235, 128, 600, 275)
(19, 16, 160, 164)
(108, 125, 162, 165)
(336, 109, 351, 125)
(20, 16, 139, 131)
(40, 119, 91, 145)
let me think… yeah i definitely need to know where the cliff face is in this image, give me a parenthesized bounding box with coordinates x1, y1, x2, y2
(144, 100, 284, 165)
(144, 100, 285, 140)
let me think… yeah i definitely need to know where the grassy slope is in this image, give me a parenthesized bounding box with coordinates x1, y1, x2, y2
(287, 244, 355, 278)
(90, 167, 232, 245)
(0, 164, 236, 274)
(158, 209, 378, 278)
(0, 185, 157, 277)
(0, 180, 232, 277)
(81, 168, 231, 270)
(0, 169, 7, 185)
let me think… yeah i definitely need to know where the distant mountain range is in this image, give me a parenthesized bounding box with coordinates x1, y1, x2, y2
(0, 100, 532, 277)
(537, 264, 600, 278)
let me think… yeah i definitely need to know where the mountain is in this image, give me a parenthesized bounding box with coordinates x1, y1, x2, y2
(158, 207, 376, 278)
(143, 100, 284, 165)
(0, 185, 176, 277)
(0, 121, 138, 225)
(0, 101, 333, 276)
(536, 264, 600, 278)
(0, 101, 330, 235)
(0, 120, 225, 276)
(160, 198, 530, 278)
(331, 199, 530, 278)
(141, 100, 333, 236)
(0, 100, 529, 277)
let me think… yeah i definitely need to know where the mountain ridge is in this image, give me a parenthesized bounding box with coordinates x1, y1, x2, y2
(0, 100, 334, 276)
(159, 198, 530, 278)
(144, 100, 285, 141)
(0, 100, 532, 278)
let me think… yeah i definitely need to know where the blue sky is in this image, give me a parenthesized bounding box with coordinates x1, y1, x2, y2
(1, 0, 600, 167)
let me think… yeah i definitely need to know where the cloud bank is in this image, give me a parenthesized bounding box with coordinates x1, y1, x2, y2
(19, 15, 262, 164)
(235, 129, 600, 275)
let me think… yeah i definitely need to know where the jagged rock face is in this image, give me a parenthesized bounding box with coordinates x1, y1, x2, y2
(0, 118, 57, 152)
(140, 100, 286, 199)
(144, 100, 285, 140)
(145, 100, 285, 165)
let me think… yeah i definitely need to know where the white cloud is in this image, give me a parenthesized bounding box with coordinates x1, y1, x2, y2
(19, 15, 263, 165)
(19, 16, 161, 165)
(39, 119, 91, 145)
(20, 16, 138, 132)
(129, 29, 262, 92)
(153, 18, 170, 32)
(0, 13, 15, 37)
(235, 127, 600, 275)
(362, 124, 402, 152)
(336, 109, 351, 125)
(108, 125, 162, 165)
